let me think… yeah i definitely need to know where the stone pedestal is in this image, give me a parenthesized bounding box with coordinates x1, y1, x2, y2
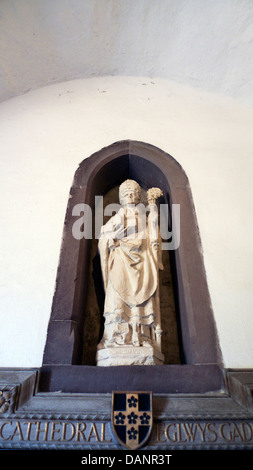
(96, 345, 164, 366)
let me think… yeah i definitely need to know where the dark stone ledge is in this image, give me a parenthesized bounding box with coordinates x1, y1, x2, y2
(227, 370, 253, 413)
(38, 364, 225, 394)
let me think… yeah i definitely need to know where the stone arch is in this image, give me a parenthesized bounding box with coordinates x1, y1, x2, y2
(41, 140, 224, 393)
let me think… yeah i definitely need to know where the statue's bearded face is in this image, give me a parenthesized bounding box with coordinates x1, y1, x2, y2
(120, 189, 140, 206)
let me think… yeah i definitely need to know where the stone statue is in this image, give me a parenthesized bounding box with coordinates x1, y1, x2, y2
(96, 180, 164, 366)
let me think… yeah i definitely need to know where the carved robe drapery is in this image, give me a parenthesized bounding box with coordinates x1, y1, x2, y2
(97, 204, 163, 349)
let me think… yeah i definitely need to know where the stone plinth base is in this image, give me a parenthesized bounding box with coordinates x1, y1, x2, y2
(96, 345, 164, 366)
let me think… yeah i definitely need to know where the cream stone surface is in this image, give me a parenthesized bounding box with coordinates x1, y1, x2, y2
(96, 346, 164, 367)
(0, 76, 253, 368)
(96, 180, 164, 366)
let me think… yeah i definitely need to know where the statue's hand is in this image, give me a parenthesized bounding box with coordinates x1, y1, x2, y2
(148, 208, 158, 222)
(109, 239, 119, 251)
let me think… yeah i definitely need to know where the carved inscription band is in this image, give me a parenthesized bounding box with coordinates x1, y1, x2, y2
(1, 419, 253, 448)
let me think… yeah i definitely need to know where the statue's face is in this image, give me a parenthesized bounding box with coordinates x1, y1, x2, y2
(120, 189, 140, 206)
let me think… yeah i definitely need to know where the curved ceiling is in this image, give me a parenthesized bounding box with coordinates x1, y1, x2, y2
(1, 0, 253, 105)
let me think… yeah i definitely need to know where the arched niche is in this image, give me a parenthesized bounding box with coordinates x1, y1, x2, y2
(40, 140, 224, 394)
(82, 183, 182, 366)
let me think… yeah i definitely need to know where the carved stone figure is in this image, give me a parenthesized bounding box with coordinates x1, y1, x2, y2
(0, 387, 16, 415)
(96, 180, 164, 366)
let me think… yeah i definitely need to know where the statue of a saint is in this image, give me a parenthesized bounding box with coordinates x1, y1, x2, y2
(96, 179, 164, 366)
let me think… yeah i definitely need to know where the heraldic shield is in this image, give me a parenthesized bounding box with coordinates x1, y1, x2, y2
(112, 391, 153, 450)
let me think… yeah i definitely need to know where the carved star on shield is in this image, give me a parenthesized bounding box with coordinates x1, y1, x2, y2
(112, 391, 153, 450)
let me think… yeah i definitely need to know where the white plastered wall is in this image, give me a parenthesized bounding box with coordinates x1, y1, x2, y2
(1, 0, 253, 106)
(0, 76, 252, 368)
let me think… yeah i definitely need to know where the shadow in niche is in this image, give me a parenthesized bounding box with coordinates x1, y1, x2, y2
(92, 251, 105, 344)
